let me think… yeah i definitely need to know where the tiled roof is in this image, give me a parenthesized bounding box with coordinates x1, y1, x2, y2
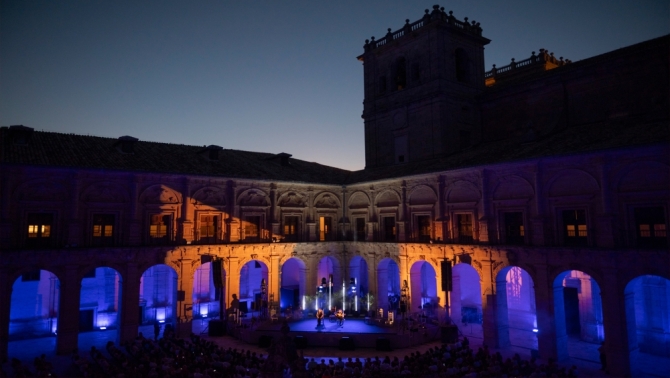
(0, 129, 353, 185)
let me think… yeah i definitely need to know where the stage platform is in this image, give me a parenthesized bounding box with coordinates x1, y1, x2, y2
(226, 317, 441, 350)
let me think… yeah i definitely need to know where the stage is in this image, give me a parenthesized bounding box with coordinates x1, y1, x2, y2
(225, 316, 442, 350)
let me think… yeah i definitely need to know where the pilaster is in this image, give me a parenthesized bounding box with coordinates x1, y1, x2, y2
(601, 268, 632, 376)
(119, 263, 141, 344)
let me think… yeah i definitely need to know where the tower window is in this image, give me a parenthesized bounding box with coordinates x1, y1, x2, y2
(395, 57, 407, 90)
(455, 48, 470, 83)
(378, 76, 387, 93)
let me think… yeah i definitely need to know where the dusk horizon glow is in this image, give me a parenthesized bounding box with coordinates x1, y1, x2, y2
(2, 0, 668, 171)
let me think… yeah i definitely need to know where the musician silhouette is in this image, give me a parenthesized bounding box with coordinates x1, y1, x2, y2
(316, 308, 325, 329)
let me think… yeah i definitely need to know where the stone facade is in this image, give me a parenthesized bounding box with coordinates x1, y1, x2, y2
(1, 5, 669, 376)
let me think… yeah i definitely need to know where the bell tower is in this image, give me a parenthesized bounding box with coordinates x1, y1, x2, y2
(358, 5, 490, 169)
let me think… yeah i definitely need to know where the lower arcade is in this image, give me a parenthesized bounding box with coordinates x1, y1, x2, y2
(1, 242, 669, 376)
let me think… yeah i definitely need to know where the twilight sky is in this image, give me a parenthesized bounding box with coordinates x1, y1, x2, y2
(1, 1, 668, 171)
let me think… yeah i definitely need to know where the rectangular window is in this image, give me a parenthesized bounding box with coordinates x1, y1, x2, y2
(383, 217, 396, 242)
(417, 215, 431, 242)
(149, 214, 171, 244)
(562, 210, 587, 246)
(243, 216, 261, 242)
(504, 212, 525, 245)
(355, 218, 366, 242)
(319, 216, 332, 241)
(457, 214, 473, 244)
(199, 214, 219, 243)
(26, 213, 53, 248)
(92, 214, 115, 246)
(284, 216, 300, 242)
(635, 207, 667, 248)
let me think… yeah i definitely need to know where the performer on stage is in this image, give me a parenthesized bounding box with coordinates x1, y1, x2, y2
(316, 308, 324, 329)
(336, 309, 345, 327)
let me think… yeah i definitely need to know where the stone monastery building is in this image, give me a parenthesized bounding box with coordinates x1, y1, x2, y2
(1, 5, 668, 376)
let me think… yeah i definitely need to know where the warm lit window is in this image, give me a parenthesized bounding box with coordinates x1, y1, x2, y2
(243, 216, 261, 242)
(284, 216, 299, 242)
(199, 214, 219, 242)
(457, 214, 473, 243)
(504, 212, 525, 245)
(319, 216, 332, 241)
(92, 214, 115, 246)
(635, 207, 667, 248)
(417, 215, 431, 242)
(149, 214, 171, 244)
(383, 216, 396, 241)
(26, 213, 53, 248)
(563, 210, 587, 246)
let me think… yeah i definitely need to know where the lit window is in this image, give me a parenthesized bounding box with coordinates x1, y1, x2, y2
(562, 210, 587, 246)
(26, 213, 53, 248)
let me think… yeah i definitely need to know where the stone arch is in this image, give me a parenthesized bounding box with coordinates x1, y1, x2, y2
(375, 189, 401, 207)
(277, 191, 307, 208)
(493, 175, 534, 200)
(139, 184, 181, 204)
(445, 180, 480, 203)
(547, 169, 599, 197)
(80, 181, 129, 203)
(616, 161, 670, 193)
(452, 262, 483, 332)
(191, 185, 227, 208)
(409, 260, 438, 314)
(408, 184, 438, 205)
(280, 257, 307, 311)
(313, 191, 341, 209)
(377, 257, 401, 312)
(348, 191, 371, 209)
(140, 264, 178, 325)
(9, 269, 61, 342)
(491, 265, 538, 350)
(237, 188, 269, 206)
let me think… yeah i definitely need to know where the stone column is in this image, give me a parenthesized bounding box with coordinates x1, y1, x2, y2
(67, 172, 83, 246)
(269, 254, 281, 309)
(119, 262, 141, 343)
(0, 267, 12, 360)
(601, 268, 632, 376)
(228, 181, 240, 242)
(226, 256, 241, 310)
(534, 263, 559, 361)
(482, 259, 510, 348)
(530, 164, 547, 246)
(595, 159, 616, 247)
(176, 257, 194, 337)
(479, 169, 493, 244)
(56, 265, 81, 355)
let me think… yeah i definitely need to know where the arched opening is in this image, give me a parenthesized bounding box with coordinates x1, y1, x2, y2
(239, 260, 268, 317)
(624, 275, 670, 377)
(377, 258, 400, 315)
(552, 270, 604, 362)
(348, 256, 369, 315)
(8, 269, 60, 353)
(139, 264, 178, 338)
(78, 267, 122, 349)
(452, 263, 483, 338)
(280, 257, 306, 316)
(409, 261, 438, 317)
(489, 266, 537, 351)
(316, 256, 341, 314)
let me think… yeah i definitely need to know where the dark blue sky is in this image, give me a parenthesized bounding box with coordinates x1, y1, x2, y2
(2, 1, 668, 171)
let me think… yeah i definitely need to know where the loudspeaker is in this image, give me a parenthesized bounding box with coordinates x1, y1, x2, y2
(177, 290, 185, 301)
(339, 337, 354, 351)
(259, 335, 273, 348)
(212, 260, 223, 288)
(441, 260, 452, 291)
(208, 320, 226, 336)
(440, 325, 458, 343)
(294, 336, 307, 349)
(376, 338, 391, 351)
